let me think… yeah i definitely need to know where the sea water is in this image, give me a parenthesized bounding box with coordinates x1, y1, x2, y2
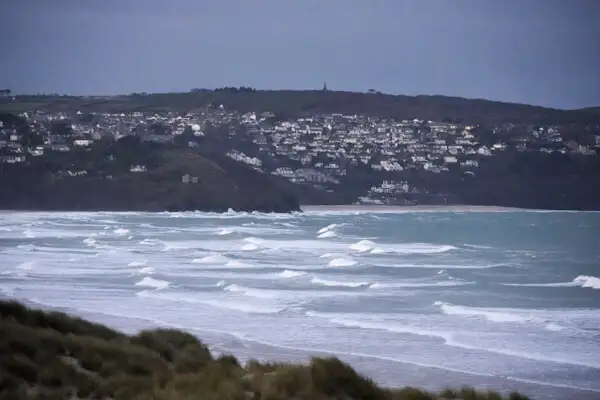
(1, 209, 599, 399)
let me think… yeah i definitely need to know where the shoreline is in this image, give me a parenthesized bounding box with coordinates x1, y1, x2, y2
(3, 294, 598, 400)
(0, 204, 596, 214)
(300, 204, 587, 213)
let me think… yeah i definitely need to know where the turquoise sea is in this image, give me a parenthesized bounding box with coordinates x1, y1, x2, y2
(1, 209, 599, 399)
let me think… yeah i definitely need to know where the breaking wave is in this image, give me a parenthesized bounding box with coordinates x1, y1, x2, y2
(311, 277, 370, 288)
(501, 275, 600, 290)
(134, 277, 170, 290)
(328, 257, 357, 267)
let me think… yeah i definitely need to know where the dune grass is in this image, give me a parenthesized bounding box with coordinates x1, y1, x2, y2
(0, 300, 530, 400)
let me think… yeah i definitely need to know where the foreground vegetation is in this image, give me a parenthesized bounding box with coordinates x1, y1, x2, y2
(0, 300, 531, 400)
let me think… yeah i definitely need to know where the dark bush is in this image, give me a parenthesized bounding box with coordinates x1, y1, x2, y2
(0, 300, 532, 400)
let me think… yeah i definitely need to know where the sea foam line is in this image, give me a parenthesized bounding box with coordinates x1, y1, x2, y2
(500, 275, 600, 290)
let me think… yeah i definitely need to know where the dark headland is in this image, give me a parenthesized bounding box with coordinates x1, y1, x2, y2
(1, 89, 599, 212)
(0, 299, 532, 400)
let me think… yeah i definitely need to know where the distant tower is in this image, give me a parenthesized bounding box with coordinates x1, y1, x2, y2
(322, 82, 328, 91)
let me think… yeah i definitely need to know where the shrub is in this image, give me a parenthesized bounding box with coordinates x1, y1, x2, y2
(0, 300, 533, 400)
(309, 357, 384, 400)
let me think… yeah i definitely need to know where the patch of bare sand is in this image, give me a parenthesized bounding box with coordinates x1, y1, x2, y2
(301, 204, 528, 213)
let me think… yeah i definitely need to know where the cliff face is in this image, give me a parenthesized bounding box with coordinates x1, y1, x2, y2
(0, 152, 301, 213)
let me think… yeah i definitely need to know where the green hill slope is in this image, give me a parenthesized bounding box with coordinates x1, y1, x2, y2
(3, 90, 598, 125)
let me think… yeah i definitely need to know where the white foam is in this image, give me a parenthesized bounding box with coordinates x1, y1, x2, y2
(501, 275, 600, 290)
(311, 277, 369, 288)
(215, 280, 226, 287)
(278, 270, 306, 279)
(128, 261, 147, 267)
(140, 238, 160, 245)
(241, 243, 259, 251)
(575, 275, 600, 289)
(317, 230, 337, 239)
(135, 290, 283, 314)
(435, 301, 535, 323)
(83, 237, 96, 245)
(191, 254, 228, 264)
(317, 223, 338, 234)
(370, 243, 456, 255)
(202, 299, 284, 314)
(23, 229, 35, 238)
(138, 266, 155, 274)
(306, 311, 452, 342)
(369, 280, 473, 289)
(217, 228, 234, 236)
(243, 236, 264, 244)
(380, 263, 501, 270)
(134, 277, 170, 290)
(349, 239, 376, 252)
(223, 284, 277, 299)
(113, 228, 129, 235)
(328, 257, 357, 267)
(16, 261, 35, 271)
(319, 253, 336, 258)
(225, 260, 246, 268)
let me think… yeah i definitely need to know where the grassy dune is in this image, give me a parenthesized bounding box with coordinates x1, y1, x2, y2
(0, 300, 530, 400)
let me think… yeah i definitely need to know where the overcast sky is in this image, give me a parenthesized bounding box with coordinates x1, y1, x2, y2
(1, 0, 599, 109)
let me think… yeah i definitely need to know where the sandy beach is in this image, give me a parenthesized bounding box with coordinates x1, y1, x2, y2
(300, 204, 530, 213)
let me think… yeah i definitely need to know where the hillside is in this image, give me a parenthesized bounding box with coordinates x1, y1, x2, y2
(0, 144, 301, 213)
(0, 300, 530, 400)
(2, 89, 599, 125)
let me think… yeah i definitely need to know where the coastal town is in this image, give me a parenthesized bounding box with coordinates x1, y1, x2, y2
(1, 98, 599, 206)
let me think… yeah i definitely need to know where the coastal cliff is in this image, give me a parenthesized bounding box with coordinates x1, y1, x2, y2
(0, 145, 302, 213)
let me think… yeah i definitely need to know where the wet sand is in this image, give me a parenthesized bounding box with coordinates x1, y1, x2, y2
(301, 204, 529, 213)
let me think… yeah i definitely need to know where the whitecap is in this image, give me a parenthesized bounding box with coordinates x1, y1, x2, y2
(500, 275, 600, 290)
(349, 240, 376, 252)
(317, 230, 336, 239)
(319, 253, 336, 258)
(241, 243, 259, 251)
(243, 236, 264, 244)
(369, 280, 473, 289)
(434, 301, 534, 323)
(225, 260, 246, 268)
(328, 257, 357, 267)
(16, 261, 35, 271)
(135, 290, 284, 314)
(278, 270, 306, 279)
(311, 277, 369, 288)
(138, 266, 155, 275)
(140, 238, 160, 245)
(575, 275, 600, 289)
(128, 261, 147, 267)
(23, 229, 35, 238)
(223, 284, 277, 299)
(317, 223, 338, 234)
(192, 254, 228, 264)
(217, 228, 234, 236)
(113, 228, 129, 235)
(134, 277, 170, 290)
(370, 243, 456, 255)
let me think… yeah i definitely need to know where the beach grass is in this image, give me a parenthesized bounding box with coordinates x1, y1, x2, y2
(0, 300, 530, 400)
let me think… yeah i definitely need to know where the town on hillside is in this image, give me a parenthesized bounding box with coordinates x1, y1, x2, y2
(1, 96, 600, 209)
